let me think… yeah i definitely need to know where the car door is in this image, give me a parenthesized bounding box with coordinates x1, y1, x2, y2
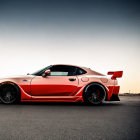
(30, 65, 78, 96)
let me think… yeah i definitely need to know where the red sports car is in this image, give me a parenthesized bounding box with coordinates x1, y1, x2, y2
(0, 64, 123, 104)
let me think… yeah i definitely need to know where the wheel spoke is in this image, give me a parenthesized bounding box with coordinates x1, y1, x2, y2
(86, 88, 104, 104)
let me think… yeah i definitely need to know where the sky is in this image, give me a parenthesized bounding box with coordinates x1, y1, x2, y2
(0, 0, 140, 93)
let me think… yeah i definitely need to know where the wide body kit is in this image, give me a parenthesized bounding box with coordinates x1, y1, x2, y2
(0, 64, 123, 103)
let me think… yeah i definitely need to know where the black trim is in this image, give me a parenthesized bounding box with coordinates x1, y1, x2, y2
(110, 94, 120, 101)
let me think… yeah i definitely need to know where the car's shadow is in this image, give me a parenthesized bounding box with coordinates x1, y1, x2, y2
(20, 101, 123, 107)
(0, 101, 123, 107)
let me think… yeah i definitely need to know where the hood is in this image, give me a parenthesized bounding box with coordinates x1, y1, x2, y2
(0, 75, 35, 84)
(0, 75, 34, 80)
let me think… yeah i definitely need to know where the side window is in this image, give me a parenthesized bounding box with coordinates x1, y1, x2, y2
(76, 68, 87, 75)
(50, 72, 68, 76)
(49, 65, 77, 76)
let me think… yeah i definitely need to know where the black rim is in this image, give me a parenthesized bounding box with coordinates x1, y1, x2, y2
(85, 85, 105, 104)
(0, 84, 17, 103)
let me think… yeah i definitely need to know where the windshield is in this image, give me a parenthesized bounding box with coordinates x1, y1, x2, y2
(31, 65, 52, 76)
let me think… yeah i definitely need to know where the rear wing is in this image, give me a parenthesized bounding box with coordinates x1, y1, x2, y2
(107, 71, 123, 80)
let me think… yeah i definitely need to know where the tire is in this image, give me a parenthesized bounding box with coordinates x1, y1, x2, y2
(0, 83, 20, 104)
(83, 83, 106, 105)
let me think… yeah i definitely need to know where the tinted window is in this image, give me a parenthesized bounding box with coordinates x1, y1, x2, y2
(76, 68, 87, 75)
(50, 65, 77, 76)
(31, 65, 87, 76)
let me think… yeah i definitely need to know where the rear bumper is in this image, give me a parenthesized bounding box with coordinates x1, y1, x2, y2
(106, 86, 120, 101)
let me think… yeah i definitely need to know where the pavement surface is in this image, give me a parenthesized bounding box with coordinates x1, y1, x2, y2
(0, 96, 140, 140)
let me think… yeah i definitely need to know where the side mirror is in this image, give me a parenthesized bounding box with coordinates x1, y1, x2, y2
(42, 69, 51, 78)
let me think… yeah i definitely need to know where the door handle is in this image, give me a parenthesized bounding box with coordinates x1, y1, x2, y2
(69, 78, 76, 81)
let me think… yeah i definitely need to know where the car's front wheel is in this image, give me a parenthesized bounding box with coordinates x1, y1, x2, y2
(0, 83, 20, 104)
(83, 83, 106, 105)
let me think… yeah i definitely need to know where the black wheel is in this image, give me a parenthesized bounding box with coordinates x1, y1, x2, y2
(83, 83, 106, 105)
(0, 83, 20, 104)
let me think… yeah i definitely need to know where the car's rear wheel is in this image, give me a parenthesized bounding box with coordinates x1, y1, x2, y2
(0, 83, 20, 104)
(83, 83, 106, 105)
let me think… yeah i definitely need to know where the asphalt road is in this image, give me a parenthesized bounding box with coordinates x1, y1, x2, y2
(0, 96, 140, 140)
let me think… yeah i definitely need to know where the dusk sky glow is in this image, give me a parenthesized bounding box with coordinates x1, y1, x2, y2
(0, 0, 140, 93)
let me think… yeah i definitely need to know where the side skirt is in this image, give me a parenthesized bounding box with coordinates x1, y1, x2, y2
(21, 96, 82, 102)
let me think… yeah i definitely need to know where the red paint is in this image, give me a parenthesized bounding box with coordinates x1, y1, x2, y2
(30, 76, 78, 96)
